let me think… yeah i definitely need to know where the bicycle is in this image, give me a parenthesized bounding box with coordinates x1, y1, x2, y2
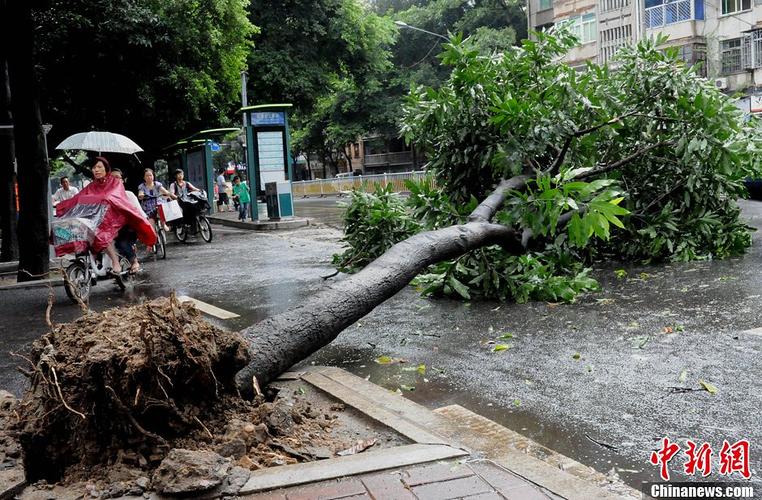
(63, 250, 135, 304)
(174, 191, 213, 243)
(139, 193, 170, 259)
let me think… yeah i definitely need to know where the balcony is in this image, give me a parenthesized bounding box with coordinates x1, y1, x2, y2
(645, 0, 701, 28)
(363, 151, 414, 168)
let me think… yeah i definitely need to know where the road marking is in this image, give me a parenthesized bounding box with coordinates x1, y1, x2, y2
(176, 295, 239, 319)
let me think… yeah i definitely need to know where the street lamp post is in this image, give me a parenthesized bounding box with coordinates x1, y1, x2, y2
(394, 20, 449, 41)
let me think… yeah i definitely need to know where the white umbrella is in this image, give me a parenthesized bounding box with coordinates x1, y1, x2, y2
(55, 131, 143, 154)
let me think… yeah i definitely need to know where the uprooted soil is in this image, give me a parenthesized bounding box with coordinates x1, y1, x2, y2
(9, 295, 405, 495)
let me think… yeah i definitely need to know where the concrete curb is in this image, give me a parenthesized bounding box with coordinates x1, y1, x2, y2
(207, 216, 310, 231)
(0, 277, 63, 291)
(240, 366, 638, 499)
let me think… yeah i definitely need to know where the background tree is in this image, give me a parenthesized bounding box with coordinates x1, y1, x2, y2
(248, 0, 395, 176)
(2, 0, 50, 280)
(0, 61, 18, 263)
(32, 0, 255, 167)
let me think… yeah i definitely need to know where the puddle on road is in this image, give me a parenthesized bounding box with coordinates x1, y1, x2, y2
(304, 345, 658, 490)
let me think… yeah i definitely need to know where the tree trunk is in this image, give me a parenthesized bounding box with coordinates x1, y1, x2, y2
(0, 59, 18, 262)
(235, 175, 529, 396)
(6, 1, 50, 280)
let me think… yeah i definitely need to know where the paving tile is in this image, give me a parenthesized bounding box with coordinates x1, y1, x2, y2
(411, 475, 494, 500)
(239, 490, 288, 500)
(502, 484, 554, 500)
(467, 461, 534, 492)
(284, 478, 367, 500)
(461, 492, 506, 500)
(402, 461, 475, 487)
(361, 472, 416, 500)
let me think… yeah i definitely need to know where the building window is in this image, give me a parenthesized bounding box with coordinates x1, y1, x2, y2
(600, 0, 630, 12)
(645, 0, 703, 28)
(539, 0, 553, 10)
(598, 25, 632, 64)
(721, 38, 743, 74)
(567, 13, 597, 44)
(353, 143, 360, 158)
(721, 0, 750, 14)
(676, 42, 707, 76)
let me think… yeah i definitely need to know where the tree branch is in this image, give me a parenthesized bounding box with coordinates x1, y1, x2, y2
(468, 174, 530, 223)
(547, 110, 640, 175)
(576, 141, 672, 180)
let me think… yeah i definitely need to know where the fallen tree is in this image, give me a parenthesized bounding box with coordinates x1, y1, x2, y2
(236, 29, 761, 395)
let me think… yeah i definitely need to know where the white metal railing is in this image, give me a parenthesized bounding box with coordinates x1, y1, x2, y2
(292, 170, 434, 197)
(645, 0, 693, 28)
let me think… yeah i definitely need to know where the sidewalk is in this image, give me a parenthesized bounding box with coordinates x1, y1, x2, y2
(238, 367, 638, 500)
(0, 261, 63, 291)
(207, 209, 310, 231)
(243, 459, 563, 500)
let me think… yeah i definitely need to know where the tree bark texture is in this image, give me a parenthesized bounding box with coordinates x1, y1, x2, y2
(235, 175, 531, 396)
(0, 59, 18, 262)
(5, 1, 50, 280)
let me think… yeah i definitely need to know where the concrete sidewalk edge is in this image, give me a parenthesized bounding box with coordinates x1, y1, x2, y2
(255, 366, 638, 499)
(207, 215, 310, 231)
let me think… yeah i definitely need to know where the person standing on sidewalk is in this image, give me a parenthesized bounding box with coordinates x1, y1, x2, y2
(216, 169, 232, 212)
(51, 176, 79, 206)
(232, 176, 251, 222)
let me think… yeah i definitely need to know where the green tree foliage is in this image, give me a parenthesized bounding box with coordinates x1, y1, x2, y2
(334, 28, 761, 302)
(332, 184, 421, 272)
(33, 0, 255, 156)
(249, 0, 396, 171)
(383, 0, 526, 88)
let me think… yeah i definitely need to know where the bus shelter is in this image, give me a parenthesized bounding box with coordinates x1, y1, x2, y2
(164, 128, 239, 213)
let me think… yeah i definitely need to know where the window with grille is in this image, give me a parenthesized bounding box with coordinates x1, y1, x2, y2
(600, 0, 630, 12)
(567, 13, 597, 44)
(539, 0, 553, 10)
(721, 0, 750, 14)
(598, 25, 632, 64)
(676, 43, 707, 76)
(721, 38, 743, 74)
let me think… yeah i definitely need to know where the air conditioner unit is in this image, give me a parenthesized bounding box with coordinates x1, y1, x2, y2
(714, 77, 729, 90)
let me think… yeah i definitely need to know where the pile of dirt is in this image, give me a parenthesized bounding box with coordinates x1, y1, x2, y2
(15, 294, 250, 482)
(11, 295, 388, 497)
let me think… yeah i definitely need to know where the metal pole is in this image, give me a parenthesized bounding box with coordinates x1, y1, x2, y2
(43, 124, 53, 263)
(241, 70, 248, 128)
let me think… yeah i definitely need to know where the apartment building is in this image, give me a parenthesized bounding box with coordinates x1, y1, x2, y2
(527, 0, 762, 111)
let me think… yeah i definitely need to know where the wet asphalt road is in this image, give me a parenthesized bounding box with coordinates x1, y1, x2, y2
(1, 196, 761, 490)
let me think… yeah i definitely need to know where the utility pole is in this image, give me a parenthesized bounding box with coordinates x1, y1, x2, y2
(240, 71, 248, 176)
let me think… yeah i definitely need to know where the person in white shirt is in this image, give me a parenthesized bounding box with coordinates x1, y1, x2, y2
(216, 170, 232, 212)
(51, 176, 79, 206)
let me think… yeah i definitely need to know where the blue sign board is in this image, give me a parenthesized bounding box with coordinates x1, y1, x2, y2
(251, 111, 285, 127)
(210, 141, 220, 152)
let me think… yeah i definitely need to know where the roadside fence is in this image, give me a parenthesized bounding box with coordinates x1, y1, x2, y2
(292, 171, 435, 197)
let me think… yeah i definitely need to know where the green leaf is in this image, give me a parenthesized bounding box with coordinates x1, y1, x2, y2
(375, 356, 394, 365)
(448, 276, 471, 300)
(699, 380, 718, 394)
(492, 344, 511, 352)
